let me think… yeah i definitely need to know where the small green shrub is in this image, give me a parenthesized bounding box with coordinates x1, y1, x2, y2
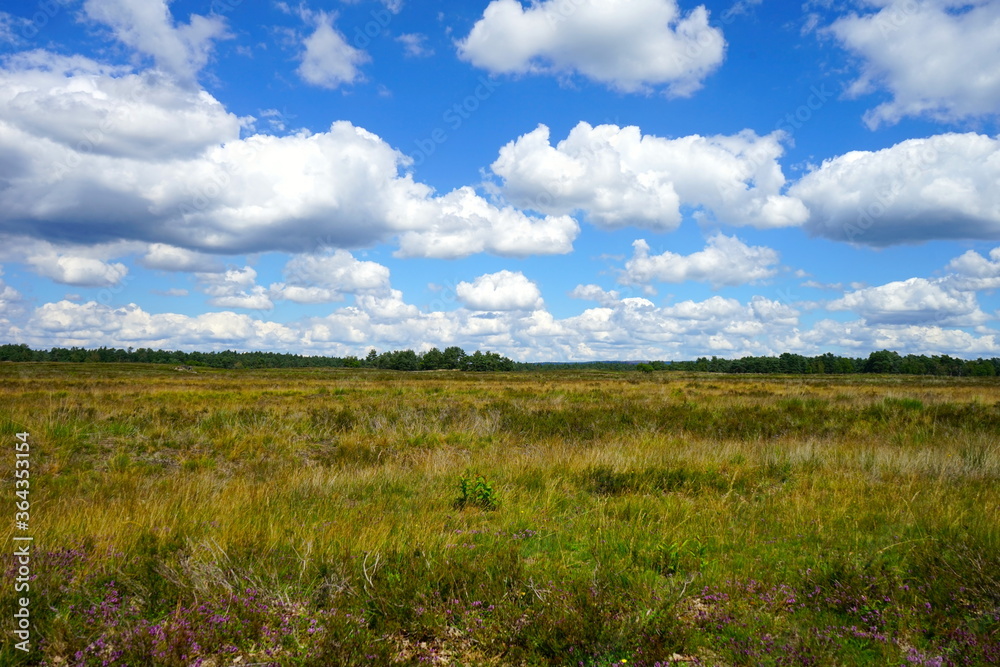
(453, 474, 500, 511)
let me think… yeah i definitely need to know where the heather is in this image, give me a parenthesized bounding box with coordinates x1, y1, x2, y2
(1, 363, 998, 665)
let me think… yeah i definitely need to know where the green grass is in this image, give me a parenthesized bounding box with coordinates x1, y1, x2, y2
(1, 363, 998, 665)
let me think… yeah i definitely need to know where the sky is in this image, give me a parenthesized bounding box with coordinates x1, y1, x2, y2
(0, 0, 999, 361)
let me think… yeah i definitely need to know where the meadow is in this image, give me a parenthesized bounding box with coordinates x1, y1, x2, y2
(1, 363, 998, 666)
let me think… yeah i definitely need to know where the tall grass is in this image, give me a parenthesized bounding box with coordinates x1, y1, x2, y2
(1, 364, 998, 665)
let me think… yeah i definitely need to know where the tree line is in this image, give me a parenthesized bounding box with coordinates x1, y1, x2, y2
(1, 344, 997, 376)
(0, 344, 516, 371)
(642, 350, 998, 377)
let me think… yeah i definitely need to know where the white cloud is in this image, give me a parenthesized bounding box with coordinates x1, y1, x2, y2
(569, 284, 621, 306)
(10, 283, 1000, 362)
(556, 294, 799, 357)
(27, 253, 128, 287)
(140, 244, 222, 273)
(394, 187, 579, 259)
(0, 56, 578, 259)
(20, 300, 298, 350)
(197, 266, 273, 310)
(791, 133, 1000, 246)
(0, 266, 25, 322)
(296, 11, 368, 89)
(790, 318, 1000, 358)
(0, 12, 31, 45)
(945, 247, 1000, 291)
(827, 277, 987, 326)
(829, 0, 1000, 127)
(801, 280, 844, 291)
(270, 250, 391, 304)
(83, 0, 228, 86)
(0, 51, 241, 160)
(620, 233, 780, 288)
(397, 33, 432, 58)
(457, 0, 726, 96)
(491, 122, 807, 232)
(456, 270, 543, 311)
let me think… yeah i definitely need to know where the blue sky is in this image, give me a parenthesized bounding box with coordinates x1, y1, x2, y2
(1, 0, 999, 361)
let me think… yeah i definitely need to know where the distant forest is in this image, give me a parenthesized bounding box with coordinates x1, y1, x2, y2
(0, 343, 998, 376)
(0, 343, 516, 371)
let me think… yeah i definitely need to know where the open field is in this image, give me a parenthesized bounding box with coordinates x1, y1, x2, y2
(1, 363, 998, 665)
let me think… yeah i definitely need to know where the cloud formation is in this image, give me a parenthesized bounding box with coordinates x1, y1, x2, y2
(491, 122, 807, 231)
(828, 277, 987, 327)
(83, 0, 228, 86)
(829, 0, 1000, 127)
(458, 0, 725, 96)
(791, 133, 1000, 245)
(271, 250, 392, 304)
(296, 10, 369, 89)
(0, 56, 577, 260)
(620, 233, 780, 288)
(456, 270, 544, 311)
(945, 247, 1000, 291)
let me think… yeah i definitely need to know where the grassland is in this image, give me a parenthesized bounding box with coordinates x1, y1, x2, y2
(1, 363, 998, 665)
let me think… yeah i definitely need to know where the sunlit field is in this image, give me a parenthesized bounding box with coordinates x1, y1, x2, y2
(2, 363, 998, 665)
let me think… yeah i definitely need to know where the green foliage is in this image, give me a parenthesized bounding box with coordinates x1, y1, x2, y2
(453, 474, 500, 511)
(5, 342, 1000, 377)
(0, 343, 515, 372)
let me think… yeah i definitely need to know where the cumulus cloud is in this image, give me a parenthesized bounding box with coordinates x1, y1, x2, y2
(21, 300, 299, 350)
(11, 283, 1000, 361)
(394, 187, 579, 259)
(456, 270, 544, 311)
(569, 284, 621, 306)
(0, 57, 578, 260)
(83, 0, 228, 86)
(140, 244, 222, 273)
(296, 11, 369, 89)
(791, 133, 1000, 246)
(33, 257, 128, 288)
(0, 266, 26, 322)
(197, 266, 273, 310)
(270, 250, 391, 304)
(491, 122, 807, 232)
(8, 290, 801, 361)
(0, 51, 241, 160)
(790, 318, 1000, 358)
(945, 247, 1000, 291)
(827, 277, 987, 327)
(620, 233, 780, 288)
(457, 0, 725, 96)
(828, 0, 1000, 127)
(22, 244, 129, 288)
(558, 294, 799, 357)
